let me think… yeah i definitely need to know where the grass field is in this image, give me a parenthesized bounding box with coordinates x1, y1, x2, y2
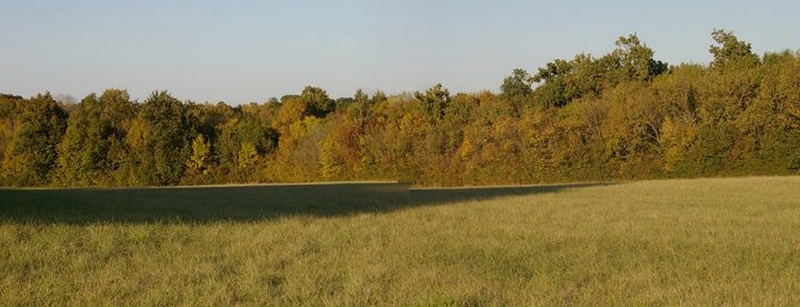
(2, 177, 800, 305)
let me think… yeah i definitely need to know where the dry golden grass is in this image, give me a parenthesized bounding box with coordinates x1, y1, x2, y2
(1, 177, 800, 305)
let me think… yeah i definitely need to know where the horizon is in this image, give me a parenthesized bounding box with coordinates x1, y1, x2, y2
(3, 0, 800, 104)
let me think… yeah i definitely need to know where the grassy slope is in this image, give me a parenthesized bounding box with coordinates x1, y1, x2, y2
(1, 177, 799, 305)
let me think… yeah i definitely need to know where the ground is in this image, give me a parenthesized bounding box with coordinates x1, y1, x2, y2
(1, 176, 799, 305)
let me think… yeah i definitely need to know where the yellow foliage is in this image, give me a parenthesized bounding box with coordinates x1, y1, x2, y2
(319, 136, 344, 180)
(187, 134, 211, 175)
(238, 142, 258, 168)
(276, 97, 310, 130)
(125, 116, 147, 151)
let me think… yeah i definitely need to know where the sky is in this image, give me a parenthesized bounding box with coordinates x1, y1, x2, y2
(2, 0, 799, 104)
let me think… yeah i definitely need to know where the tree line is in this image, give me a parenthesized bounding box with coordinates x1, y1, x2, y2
(2, 30, 799, 187)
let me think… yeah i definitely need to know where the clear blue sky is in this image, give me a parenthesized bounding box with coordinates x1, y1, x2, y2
(2, 0, 799, 104)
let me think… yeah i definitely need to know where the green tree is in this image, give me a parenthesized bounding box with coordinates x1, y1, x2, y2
(216, 111, 278, 182)
(532, 58, 575, 108)
(532, 34, 667, 110)
(709, 29, 760, 69)
(501, 68, 533, 114)
(607, 34, 667, 82)
(56, 89, 134, 186)
(133, 91, 190, 185)
(349, 89, 374, 131)
(415, 83, 450, 123)
(1, 93, 67, 186)
(301, 86, 334, 117)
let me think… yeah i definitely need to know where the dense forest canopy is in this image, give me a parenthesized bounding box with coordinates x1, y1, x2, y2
(2, 30, 800, 187)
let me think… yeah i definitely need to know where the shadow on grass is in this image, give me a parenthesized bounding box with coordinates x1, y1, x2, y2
(0, 182, 607, 224)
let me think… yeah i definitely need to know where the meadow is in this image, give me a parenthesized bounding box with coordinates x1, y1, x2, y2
(1, 176, 800, 305)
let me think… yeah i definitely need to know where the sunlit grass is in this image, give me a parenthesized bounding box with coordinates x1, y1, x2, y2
(2, 177, 800, 305)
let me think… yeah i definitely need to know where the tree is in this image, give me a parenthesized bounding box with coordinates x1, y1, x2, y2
(57, 93, 102, 185)
(133, 91, 190, 185)
(349, 89, 374, 131)
(532, 34, 667, 109)
(608, 34, 667, 82)
(0, 94, 23, 173)
(779, 55, 800, 129)
(532, 55, 599, 108)
(414, 83, 450, 122)
(372, 90, 387, 105)
(56, 89, 134, 186)
(215, 110, 278, 182)
(1, 93, 67, 186)
(276, 96, 312, 130)
(237, 142, 259, 168)
(709, 29, 759, 69)
(301, 86, 334, 117)
(501, 68, 533, 114)
(186, 134, 212, 176)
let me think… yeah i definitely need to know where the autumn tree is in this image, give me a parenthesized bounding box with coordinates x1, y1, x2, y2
(186, 134, 212, 178)
(0, 94, 23, 173)
(276, 96, 312, 129)
(4, 29, 800, 187)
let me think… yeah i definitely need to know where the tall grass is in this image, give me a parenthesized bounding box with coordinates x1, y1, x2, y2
(1, 177, 799, 305)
